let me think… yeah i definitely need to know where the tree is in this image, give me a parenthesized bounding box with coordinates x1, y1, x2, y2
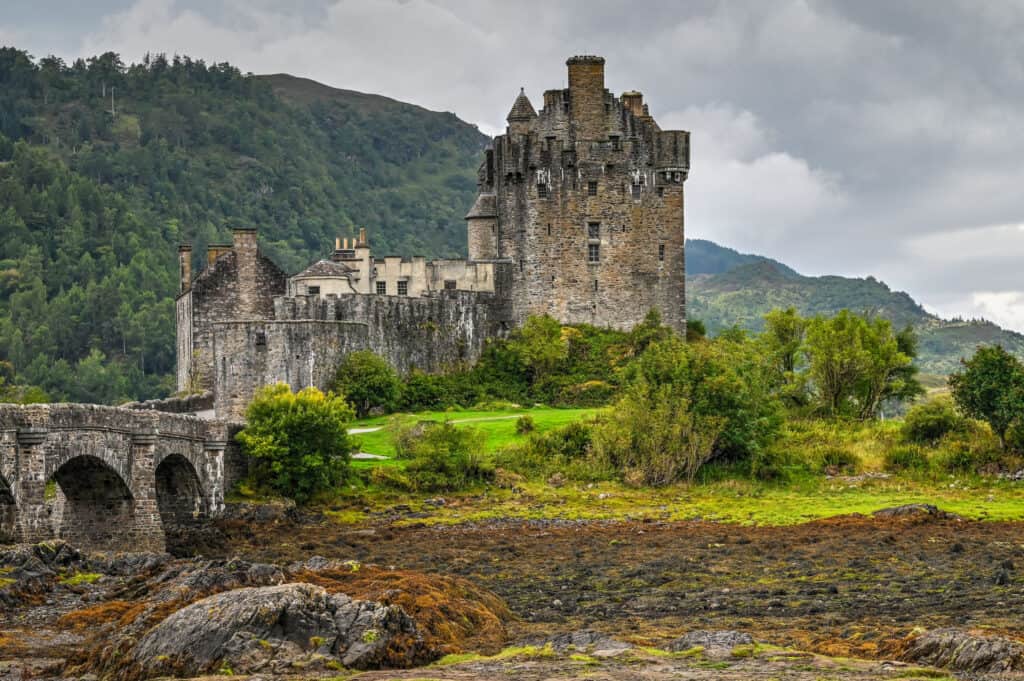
(330, 350, 401, 418)
(949, 345, 1024, 450)
(763, 308, 806, 375)
(508, 315, 569, 382)
(235, 383, 355, 503)
(803, 310, 914, 419)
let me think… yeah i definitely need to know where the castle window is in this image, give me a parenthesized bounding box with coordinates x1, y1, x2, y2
(659, 244, 665, 261)
(593, 279, 599, 292)
(307, 285, 320, 295)
(254, 330, 267, 347)
(444, 280, 457, 290)
(397, 280, 408, 296)
(376, 281, 387, 295)
(547, 223, 551, 236)
(631, 183, 641, 199)
(588, 243, 600, 263)
(587, 222, 600, 239)
(657, 186, 664, 197)
(588, 180, 598, 196)
(537, 183, 548, 198)
(610, 136, 621, 151)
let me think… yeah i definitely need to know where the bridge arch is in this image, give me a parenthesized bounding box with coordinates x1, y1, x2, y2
(155, 453, 205, 529)
(47, 454, 135, 551)
(0, 472, 16, 543)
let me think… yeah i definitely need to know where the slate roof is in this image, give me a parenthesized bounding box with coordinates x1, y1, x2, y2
(292, 259, 355, 279)
(465, 193, 497, 220)
(506, 88, 537, 121)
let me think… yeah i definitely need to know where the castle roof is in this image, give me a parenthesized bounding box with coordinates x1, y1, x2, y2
(465, 192, 497, 220)
(292, 259, 356, 279)
(506, 88, 537, 122)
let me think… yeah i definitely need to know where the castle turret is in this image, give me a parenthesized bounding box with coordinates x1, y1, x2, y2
(466, 192, 498, 260)
(506, 88, 537, 136)
(566, 55, 607, 141)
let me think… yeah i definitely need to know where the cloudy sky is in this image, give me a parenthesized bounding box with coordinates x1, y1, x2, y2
(4, 0, 1024, 330)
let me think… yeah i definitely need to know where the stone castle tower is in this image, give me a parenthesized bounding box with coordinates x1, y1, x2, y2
(466, 55, 690, 334)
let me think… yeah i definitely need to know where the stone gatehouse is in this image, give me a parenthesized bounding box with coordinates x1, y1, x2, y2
(176, 55, 690, 419)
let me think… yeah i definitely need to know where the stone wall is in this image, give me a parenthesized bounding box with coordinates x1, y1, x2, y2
(473, 55, 689, 335)
(0, 403, 242, 552)
(211, 282, 513, 419)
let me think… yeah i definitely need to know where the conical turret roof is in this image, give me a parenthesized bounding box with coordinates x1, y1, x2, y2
(506, 88, 537, 122)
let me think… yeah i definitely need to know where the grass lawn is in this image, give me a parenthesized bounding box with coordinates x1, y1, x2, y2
(348, 407, 598, 468)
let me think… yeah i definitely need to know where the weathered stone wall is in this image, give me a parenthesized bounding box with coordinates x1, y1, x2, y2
(0, 403, 241, 552)
(176, 232, 288, 394)
(474, 56, 689, 335)
(211, 282, 513, 420)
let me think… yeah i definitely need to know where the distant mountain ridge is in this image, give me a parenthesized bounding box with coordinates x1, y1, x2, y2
(685, 240, 1024, 375)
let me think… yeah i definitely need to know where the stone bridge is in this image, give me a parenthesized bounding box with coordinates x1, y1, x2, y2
(0, 403, 245, 553)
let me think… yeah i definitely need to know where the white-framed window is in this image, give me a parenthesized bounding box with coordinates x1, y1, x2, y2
(397, 280, 408, 296)
(588, 243, 600, 263)
(376, 281, 387, 295)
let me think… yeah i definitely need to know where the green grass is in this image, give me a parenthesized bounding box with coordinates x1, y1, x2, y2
(348, 407, 597, 467)
(59, 572, 102, 586)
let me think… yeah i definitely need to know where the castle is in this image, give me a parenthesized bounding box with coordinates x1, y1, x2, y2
(176, 56, 690, 419)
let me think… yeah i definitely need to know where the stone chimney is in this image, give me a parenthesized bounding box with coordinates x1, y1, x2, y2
(621, 91, 644, 117)
(178, 243, 192, 294)
(231, 227, 259, 317)
(566, 55, 606, 141)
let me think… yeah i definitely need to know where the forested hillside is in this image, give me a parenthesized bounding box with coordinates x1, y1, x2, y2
(0, 48, 487, 403)
(687, 241, 1024, 375)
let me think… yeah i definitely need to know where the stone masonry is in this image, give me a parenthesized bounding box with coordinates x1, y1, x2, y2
(0, 403, 244, 552)
(176, 55, 689, 418)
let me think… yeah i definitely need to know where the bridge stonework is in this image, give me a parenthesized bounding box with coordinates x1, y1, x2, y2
(0, 404, 244, 552)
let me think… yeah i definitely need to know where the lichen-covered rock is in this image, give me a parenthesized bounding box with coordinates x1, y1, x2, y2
(130, 582, 434, 675)
(872, 504, 961, 520)
(668, 630, 754, 656)
(902, 628, 1024, 672)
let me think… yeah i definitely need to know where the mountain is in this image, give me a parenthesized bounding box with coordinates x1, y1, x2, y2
(0, 48, 1016, 403)
(0, 48, 486, 402)
(686, 241, 1024, 375)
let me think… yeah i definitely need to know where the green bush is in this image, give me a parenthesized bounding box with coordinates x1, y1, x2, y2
(935, 421, 1003, 473)
(235, 383, 355, 504)
(883, 445, 930, 472)
(330, 351, 401, 418)
(818, 447, 861, 474)
(495, 420, 596, 479)
(399, 370, 451, 411)
(591, 381, 725, 485)
(902, 397, 963, 444)
(515, 415, 536, 434)
(387, 422, 493, 492)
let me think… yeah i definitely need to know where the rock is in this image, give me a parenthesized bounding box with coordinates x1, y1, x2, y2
(542, 630, 632, 654)
(872, 504, 962, 520)
(902, 628, 1024, 673)
(667, 630, 754, 657)
(131, 582, 434, 675)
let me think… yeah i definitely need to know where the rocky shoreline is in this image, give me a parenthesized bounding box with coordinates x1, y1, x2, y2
(4, 508, 1024, 679)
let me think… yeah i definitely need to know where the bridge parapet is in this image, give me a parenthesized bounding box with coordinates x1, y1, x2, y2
(0, 403, 245, 552)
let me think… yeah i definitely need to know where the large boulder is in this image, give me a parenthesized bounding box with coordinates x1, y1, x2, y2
(130, 582, 434, 675)
(902, 628, 1024, 673)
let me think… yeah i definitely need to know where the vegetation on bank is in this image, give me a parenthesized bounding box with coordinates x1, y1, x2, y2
(234, 308, 1024, 517)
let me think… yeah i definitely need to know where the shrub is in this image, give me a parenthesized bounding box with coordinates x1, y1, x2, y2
(330, 351, 401, 418)
(591, 381, 725, 485)
(935, 420, 1004, 473)
(556, 380, 616, 407)
(515, 415, 535, 435)
(389, 423, 493, 492)
(818, 447, 861, 474)
(495, 420, 596, 479)
(236, 383, 355, 503)
(949, 345, 1024, 450)
(884, 445, 930, 472)
(902, 397, 963, 444)
(399, 370, 451, 411)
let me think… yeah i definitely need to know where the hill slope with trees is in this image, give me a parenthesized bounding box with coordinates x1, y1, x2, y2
(1, 47, 1019, 402)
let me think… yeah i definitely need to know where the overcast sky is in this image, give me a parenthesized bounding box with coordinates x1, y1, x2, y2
(4, 0, 1024, 331)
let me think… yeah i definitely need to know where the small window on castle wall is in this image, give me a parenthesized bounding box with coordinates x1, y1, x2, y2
(657, 186, 664, 197)
(593, 279, 599, 292)
(538, 184, 548, 198)
(659, 244, 665, 262)
(547, 223, 551, 236)
(588, 243, 600, 263)
(254, 331, 267, 347)
(307, 285, 320, 295)
(588, 180, 598, 196)
(376, 281, 387, 295)
(588, 222, 600, 239)
(444, 280, 457, 290)
(611, 136, 621, 151)
(397, 281, 408, 296)
(632, 183, 641, 199)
